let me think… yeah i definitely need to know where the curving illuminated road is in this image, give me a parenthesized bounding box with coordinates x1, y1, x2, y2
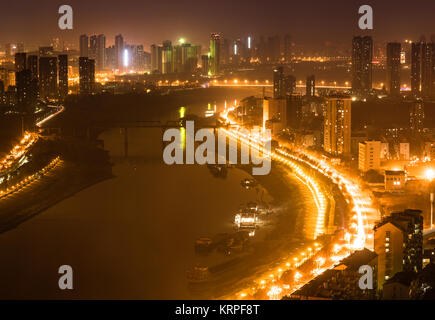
(219, 107, 378, 300)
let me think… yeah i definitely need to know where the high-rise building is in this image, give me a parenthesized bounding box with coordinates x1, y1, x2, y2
(161, 41, 173, 74)
(273, 66, 284, 99)
(39, 56, 57, 99)
(97, 34, 106, 71)
(79, 57, 95, 95)
(411, 41, 435, 97)
(358, 140, 381, 172)
(89, 35, 97, 60)
(80, 34, 89, 58)
(232, 38, 242, 65)
(27, 55, 38, 80)
(105, 46, 116, 70)
(151, 44, 162, 73)
(4, 43, 13, 60)
(209, 33, 221, 76)
(263, 97, 287, 135)
(115, 34, 124, 70)
(374, 209, 423, 291)
(409, 100, 425, 133)
(273, 66, 296, 98)
(201, 54, 209, 75)
(284, 75, 296, 97)
(323, 97, 352, 156)
(386, 43, 401, 96)
(58, 54, 68, 99)
(352, 36, 373, 94)
(306, 75, 315, 97)
(172, 41, 200, 74)
(286, 94, 303, 129)
(0, 68, 13, 89)
(89, 34, 106, 71)
(14, 52, 27, 73)
(15, 69, 32, 105)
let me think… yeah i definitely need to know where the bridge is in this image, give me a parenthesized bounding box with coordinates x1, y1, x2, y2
(208, 83, 352, 90)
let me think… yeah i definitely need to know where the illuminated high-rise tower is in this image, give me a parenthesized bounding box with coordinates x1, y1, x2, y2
(273, 66, 284, 99)
(96, 35, 106, 71)
(79, 57, 95, 95)
(27, 55, 38, 80)
(411, 41, 435, 97)
(324, 97, 352, 156)
(352, 36, 373, 95)
(306, 75, 315, 97)
(39, 56, 58, 99)
(151, 44, 162, 73)
(58, 54, 68, 99)
(14, 52, 27, 73)
(115, 34, 124, 70)
(161, 40, 173, 74)
(386, 43, 401, 96)
(209, 33, 221, 76)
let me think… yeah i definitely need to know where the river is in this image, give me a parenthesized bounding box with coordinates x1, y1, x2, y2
(0, 88, 315, 299)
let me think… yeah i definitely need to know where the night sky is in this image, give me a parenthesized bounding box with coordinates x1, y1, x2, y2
(1, 0, 434, 49)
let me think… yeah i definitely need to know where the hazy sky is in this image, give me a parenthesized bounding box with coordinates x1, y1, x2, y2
(1, 0, 434, 50)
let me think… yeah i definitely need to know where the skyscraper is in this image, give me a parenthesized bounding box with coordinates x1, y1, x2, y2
(115, 34, 124, 70)
(14, 52, 27, 73)
(58, 54, 68, 99)
(79, 57, 95, 95)
(286, 94, 303, 129)
(161, 41, 173, 74)
(15, 69, 32, 105)
(323, 97, 352, 156)
(89, 35, 97, 60)
(411, 41, 435, 97)
(96, 34, 106, 71)
(386, 43, 401, 96)
(27, 55, 38, 80)
(39, 56, 57, 99)
(273, 66, 295, 99)
(201, 54, 209, 75)
(273, 66, 284, 99)
(151, 44, 162, 73)
(306, 75, 315, 97)
(352, 36, 373, 94)
(209, 33, 221, 76)
(80, 34, 89, 58)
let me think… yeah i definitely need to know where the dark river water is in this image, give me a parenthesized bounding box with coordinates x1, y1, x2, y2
(0, 88, 313, 299)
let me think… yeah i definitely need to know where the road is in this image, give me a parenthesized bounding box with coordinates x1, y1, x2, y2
(219, 107, 378, 299)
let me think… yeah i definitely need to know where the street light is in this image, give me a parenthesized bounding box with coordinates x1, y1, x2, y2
(425, 168, 435, 229)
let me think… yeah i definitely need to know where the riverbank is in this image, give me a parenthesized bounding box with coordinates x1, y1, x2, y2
(0, 160, 113, 234)
(190, 162, 317, 299)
